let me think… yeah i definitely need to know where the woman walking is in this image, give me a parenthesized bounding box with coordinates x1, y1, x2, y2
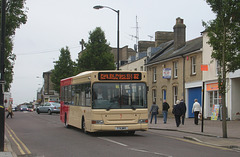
(6, 104, 13, 118)
(192, 99, 201, 125)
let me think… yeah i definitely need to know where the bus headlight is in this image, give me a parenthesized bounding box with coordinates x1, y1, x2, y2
(92, 120, 104, 124)
(138, 119, 148, 123)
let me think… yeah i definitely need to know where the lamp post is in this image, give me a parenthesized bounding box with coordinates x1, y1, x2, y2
(93, 5, 120, 70)
(0, 0, 6, 151)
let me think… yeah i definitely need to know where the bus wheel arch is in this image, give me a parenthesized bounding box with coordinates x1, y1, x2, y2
(64, 113, 69, 128)
(81, 117, 87, 134)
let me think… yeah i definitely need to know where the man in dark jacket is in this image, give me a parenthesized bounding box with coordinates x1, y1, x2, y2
(172, 100, 182, 127)
(179, 99, 186, 125)
(150, 101, 159, 124)
(162, 100, 170, 124)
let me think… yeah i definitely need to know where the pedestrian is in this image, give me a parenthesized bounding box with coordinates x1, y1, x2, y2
(162, 99, 170, 124)
(172, 100, 182, 127)
(192, 99, 201, 125)
(6, 104, 13, 118)
(179, 99, 186, 125)
(150, 101, 159, 124)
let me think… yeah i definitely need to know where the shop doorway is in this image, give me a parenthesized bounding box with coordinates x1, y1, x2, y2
(188, 87, 202, 118)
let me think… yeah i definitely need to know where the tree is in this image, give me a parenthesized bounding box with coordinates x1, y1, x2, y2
(51, 47, 76, 93)
(0, 0, 28, 91)
(203, 0, 240, 138)
(77, 27, 115, 72)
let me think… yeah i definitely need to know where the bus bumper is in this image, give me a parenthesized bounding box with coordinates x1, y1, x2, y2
(90, 123, 148, 132)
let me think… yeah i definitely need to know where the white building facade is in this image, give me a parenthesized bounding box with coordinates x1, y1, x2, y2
(202, 32, 240, 120)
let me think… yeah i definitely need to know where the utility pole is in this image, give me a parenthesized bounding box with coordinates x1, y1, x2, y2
(0, 0, 6, 151)
(130, 16, 139, 52)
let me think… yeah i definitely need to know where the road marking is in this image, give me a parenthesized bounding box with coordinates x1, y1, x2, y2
(175, 137, 231, 150)
(6, 126, 25, 154)
(5, 123, 31, 155)
(148, 131, 234, 151)
(98, 137, 128, 147)
(128, 148, 172, 157)
(98, 137, 172, 156)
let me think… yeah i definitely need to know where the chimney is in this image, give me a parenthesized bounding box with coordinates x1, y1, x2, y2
(173, 17, 186, 50)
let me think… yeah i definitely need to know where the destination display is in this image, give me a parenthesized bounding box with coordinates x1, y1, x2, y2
(98, 72, 142, 80)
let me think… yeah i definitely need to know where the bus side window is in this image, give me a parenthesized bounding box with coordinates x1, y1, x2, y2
(75, 85, 80, 106)
(80, 84, 85, 106)
(85, 83, 91, 107)
(71, 85, 75, 105)
(68, 85, 72, 105)
(64, 86, 68, 105)
(61, 86, 64, 103)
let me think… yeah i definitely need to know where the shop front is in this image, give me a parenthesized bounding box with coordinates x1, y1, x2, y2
(205, 82, 222, 118)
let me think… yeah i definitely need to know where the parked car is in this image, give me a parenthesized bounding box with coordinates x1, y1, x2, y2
(27, 105, 34, 112)
(36, 102, 60, 115)
(20, 105, 29, 111)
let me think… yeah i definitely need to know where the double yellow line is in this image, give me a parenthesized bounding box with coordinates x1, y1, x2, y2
(5, 123, 31, 155)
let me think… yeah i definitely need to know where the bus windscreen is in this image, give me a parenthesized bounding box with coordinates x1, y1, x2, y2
(92, 82, 147, 110)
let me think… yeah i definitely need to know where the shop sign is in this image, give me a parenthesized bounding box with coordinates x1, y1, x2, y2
(201, 64, 208, 71)
(206, 83, 219, 91)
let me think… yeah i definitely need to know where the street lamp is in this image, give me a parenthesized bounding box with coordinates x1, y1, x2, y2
(0, 0, 6, 151)
(93, 5, 120, 70)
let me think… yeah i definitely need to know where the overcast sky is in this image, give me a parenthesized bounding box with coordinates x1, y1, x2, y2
(11, 0, 215, 105)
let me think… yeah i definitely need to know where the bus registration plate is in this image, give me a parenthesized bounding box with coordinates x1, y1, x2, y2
(115, 127, 128, 130)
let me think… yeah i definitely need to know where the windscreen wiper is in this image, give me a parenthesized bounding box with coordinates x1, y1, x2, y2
(131, 105, 136, 110)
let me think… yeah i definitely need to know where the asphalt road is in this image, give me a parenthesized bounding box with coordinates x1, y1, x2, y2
(5, 111, 240, 157)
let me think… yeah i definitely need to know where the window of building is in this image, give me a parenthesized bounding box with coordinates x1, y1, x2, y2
(191, 56, 196, 75)
(209, 90, 222, 108)
(152, 89, 156, 103)
(153, 67, 157, 82)
(173, 86, 178, 104)
(162, 89, 166, 100)
(216, 60, 221, 76)
(173, 61, 178, 78)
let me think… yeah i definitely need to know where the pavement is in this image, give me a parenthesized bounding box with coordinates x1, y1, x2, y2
(2, 117, 240, 156)
(149, 117, 240, 151)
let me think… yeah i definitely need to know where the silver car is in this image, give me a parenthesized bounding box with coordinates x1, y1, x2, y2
(36, 102, 60, 115)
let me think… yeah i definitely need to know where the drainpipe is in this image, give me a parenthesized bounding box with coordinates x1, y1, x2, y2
(182, 56, 185, 100)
